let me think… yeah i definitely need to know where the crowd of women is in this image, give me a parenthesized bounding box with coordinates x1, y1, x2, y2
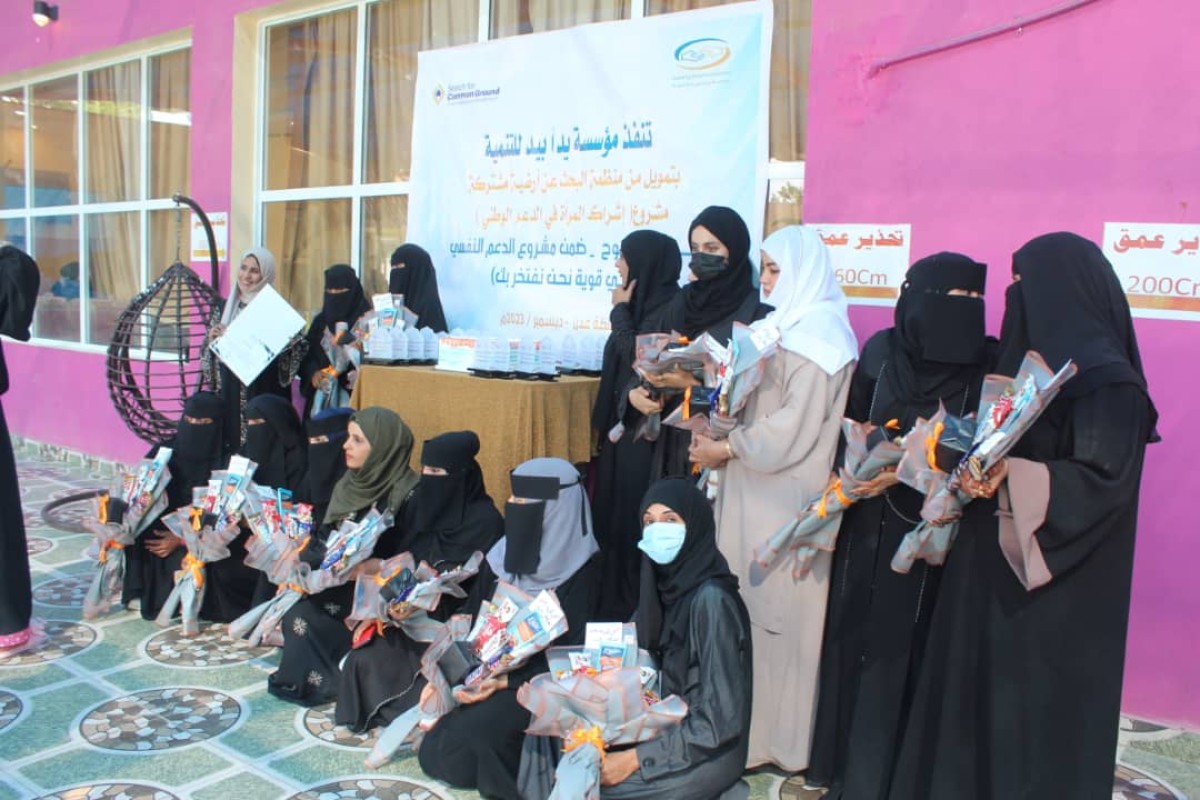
(0, 207, 1156, 799)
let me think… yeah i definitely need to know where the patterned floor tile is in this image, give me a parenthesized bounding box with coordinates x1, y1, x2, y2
(26, 536, 55, 556)
(0, 690, 22, 733)
(79, 688, 241, 752)
(32, 784, 181, 800)
(143, 624, 274, 668)
(285, 777, 448, 800)
(33, 575, 93, 608)
(1113, 762, 1185, 799)
(302, 703, 378, 750)
(0, 621, 96, 666)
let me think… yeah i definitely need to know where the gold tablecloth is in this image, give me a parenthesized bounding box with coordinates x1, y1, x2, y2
(351, 365, 600, 506)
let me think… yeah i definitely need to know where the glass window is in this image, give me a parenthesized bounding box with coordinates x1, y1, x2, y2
(265, 8, 358, 190)
(150, 50, 192, 198)
(1, 89, 25, 210)
(31, 77, 79, 208)
(264, 198, 353, 320)
(364, 0, 477, 183)
(31, 214, 80, 342)
(0, 218, 26, 252)
(149, 208, 188, 282)
(361, 195, 409, 297)
(86, 61, 142, 203)
(490, 0, 628, 38)
(86, 211, 140, 345)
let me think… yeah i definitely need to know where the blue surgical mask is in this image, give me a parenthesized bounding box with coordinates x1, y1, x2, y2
(638, 521, 687, 565)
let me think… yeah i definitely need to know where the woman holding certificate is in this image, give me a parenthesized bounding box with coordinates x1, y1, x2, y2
(890, 233, 1158, 800)
(202, 247, 305, 454)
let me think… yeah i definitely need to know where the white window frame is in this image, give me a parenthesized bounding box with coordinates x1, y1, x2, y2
(0, 41, 193, 353)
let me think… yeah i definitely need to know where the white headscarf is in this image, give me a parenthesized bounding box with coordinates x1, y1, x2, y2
(221, 246, 278, 326)
(755, 226, 858, 375)
(486, 457, 599, 593)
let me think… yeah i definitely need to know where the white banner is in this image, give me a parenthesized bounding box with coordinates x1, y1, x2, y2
(1102, 222, 1200, 321)
(408, 2, 773, 334)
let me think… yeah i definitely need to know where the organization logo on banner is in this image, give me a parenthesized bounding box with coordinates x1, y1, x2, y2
(434, 81, 502, 106)
(674, 38, 732, 71)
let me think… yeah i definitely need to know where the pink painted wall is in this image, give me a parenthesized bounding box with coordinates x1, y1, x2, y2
(807, 0, 1199, 725)
(1, 0, 1197, 727)
(0, 0, 279, 462)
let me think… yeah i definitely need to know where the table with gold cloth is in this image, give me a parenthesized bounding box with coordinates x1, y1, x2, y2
(350, 365, 600, 506)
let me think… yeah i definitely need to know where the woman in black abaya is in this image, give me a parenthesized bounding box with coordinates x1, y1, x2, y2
(268, 407, 417, 706)
(389, 244, 448, 333)
(591, 229, 681, 621)
(807, 253, 992, 798)
(0, 244, 40, 657)
(889, 232, 1158, 800)
(336, 430, 503, 731)
(626, 207, 770, 479)
(418, 458, 600, 800)
(297, 407, 353, 527)
(299, 264, 372, 418)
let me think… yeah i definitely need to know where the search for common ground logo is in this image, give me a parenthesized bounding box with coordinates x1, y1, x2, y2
(674, 38, 732, 70)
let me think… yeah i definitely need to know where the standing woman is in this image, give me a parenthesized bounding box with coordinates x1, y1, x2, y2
(0, 244, 40, 657)
(592, 229, 681, 621)
(389, 244, 448, 333)
(628, 206, 771, 479)
(689, 225, 856, 772)
(268, 407, 418, 706)
(806, 253, 991, 798)
(891, 233, 1158, 799)
(298, 264, 372, 418)
(203, 247, 306, 454)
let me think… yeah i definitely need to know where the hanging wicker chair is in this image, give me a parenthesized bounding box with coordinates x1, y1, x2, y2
(106, 261, 220, 444)
(106, 195, 224, 445)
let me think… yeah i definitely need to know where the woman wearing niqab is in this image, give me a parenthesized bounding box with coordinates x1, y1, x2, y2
(389, 244, 448, 333)
(889, 232, 1158, 800)
(299, 264, 372, 418)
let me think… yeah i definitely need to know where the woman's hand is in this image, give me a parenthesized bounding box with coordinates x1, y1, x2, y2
(611, 278, 637, 306)
(205, 324, 226, 345)
(145, 531, 181, 559)
(956, 459, 1009, 500)
(628, 387, 663, 416)
(688, 433, 731, 471)
(600, 749, 640, 786)
(643, 368, 699, 391)
(849, 467, 900, 498)
(454, 676, 507, 705)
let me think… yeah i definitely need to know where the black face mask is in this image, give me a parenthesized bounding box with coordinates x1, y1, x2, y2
(503, 500, 546, 575)
(176, 419, 220, 462)
(688, 252, 728, 281)
(414, 472, 462, 532)
(306, 432, 347, 497)
(323, 290, 357, 325)
(910, 292, 987, 365)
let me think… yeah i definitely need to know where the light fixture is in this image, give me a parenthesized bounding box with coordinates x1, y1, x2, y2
(32, 1, 58, 27)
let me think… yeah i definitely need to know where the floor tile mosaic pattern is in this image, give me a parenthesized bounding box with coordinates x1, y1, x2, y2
(1, 444, 1197, 799)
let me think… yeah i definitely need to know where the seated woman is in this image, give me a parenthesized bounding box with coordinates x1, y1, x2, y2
(418, 457, 600, 800)
(389, 244, 448, 333)
(239, 394, 309, 607)
(297, 407, 354, 527)
(268, 407, 417, 706)
(125, 391, 228, 619)
(299, 264, 372, 418)
(596, 478, 753, 800)
(336, 430, 504, 732)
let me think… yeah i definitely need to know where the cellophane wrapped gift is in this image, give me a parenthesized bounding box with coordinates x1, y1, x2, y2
(81, 447, 173, 618)
(753, 419, 907, 581)
(614, 332, 721, 444)
(228, 507, 392, 646)
(516, 627, 688, 800)
(348, 550, 484, 646)
(366, 581, 569, 768)
(891, 350, 1076, 573)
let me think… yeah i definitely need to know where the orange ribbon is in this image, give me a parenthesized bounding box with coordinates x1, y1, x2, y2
(681, 386, 692, 421)
(373, 563, 405, 587)
(189, 507, 204, 532)
(924, 421, 946, 471)
(816, 478, 849, 519)
(98, 492, 110, 525)
(564, 725, 606, 762)
(98, 540, 125, 564)
(280, 581, 307, 596)
(181, 553, 205, 589)
(885, 418, 900, 430)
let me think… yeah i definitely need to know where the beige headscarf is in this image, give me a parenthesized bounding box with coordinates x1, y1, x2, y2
(221, 246, 278, 326)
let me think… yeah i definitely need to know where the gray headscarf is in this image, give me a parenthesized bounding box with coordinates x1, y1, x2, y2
(221, 246, 278, 326)
(486, 457, 599, 592)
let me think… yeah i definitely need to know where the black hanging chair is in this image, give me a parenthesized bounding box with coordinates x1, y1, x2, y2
(106, 196, 224, 445)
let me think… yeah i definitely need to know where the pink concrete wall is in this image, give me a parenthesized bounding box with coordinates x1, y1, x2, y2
(0, 0, 279, 462)
(807, 0, 1199, 725)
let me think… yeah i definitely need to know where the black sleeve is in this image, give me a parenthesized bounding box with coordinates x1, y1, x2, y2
(298, 319, 330, 400)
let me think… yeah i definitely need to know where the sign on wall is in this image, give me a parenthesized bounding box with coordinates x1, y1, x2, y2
(1103, 222, 1200, 321)
(407, 3, 773, 333)
(808, 223, 912, 305)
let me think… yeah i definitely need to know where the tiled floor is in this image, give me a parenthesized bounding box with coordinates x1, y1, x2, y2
(2, 441, 1197, 800)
